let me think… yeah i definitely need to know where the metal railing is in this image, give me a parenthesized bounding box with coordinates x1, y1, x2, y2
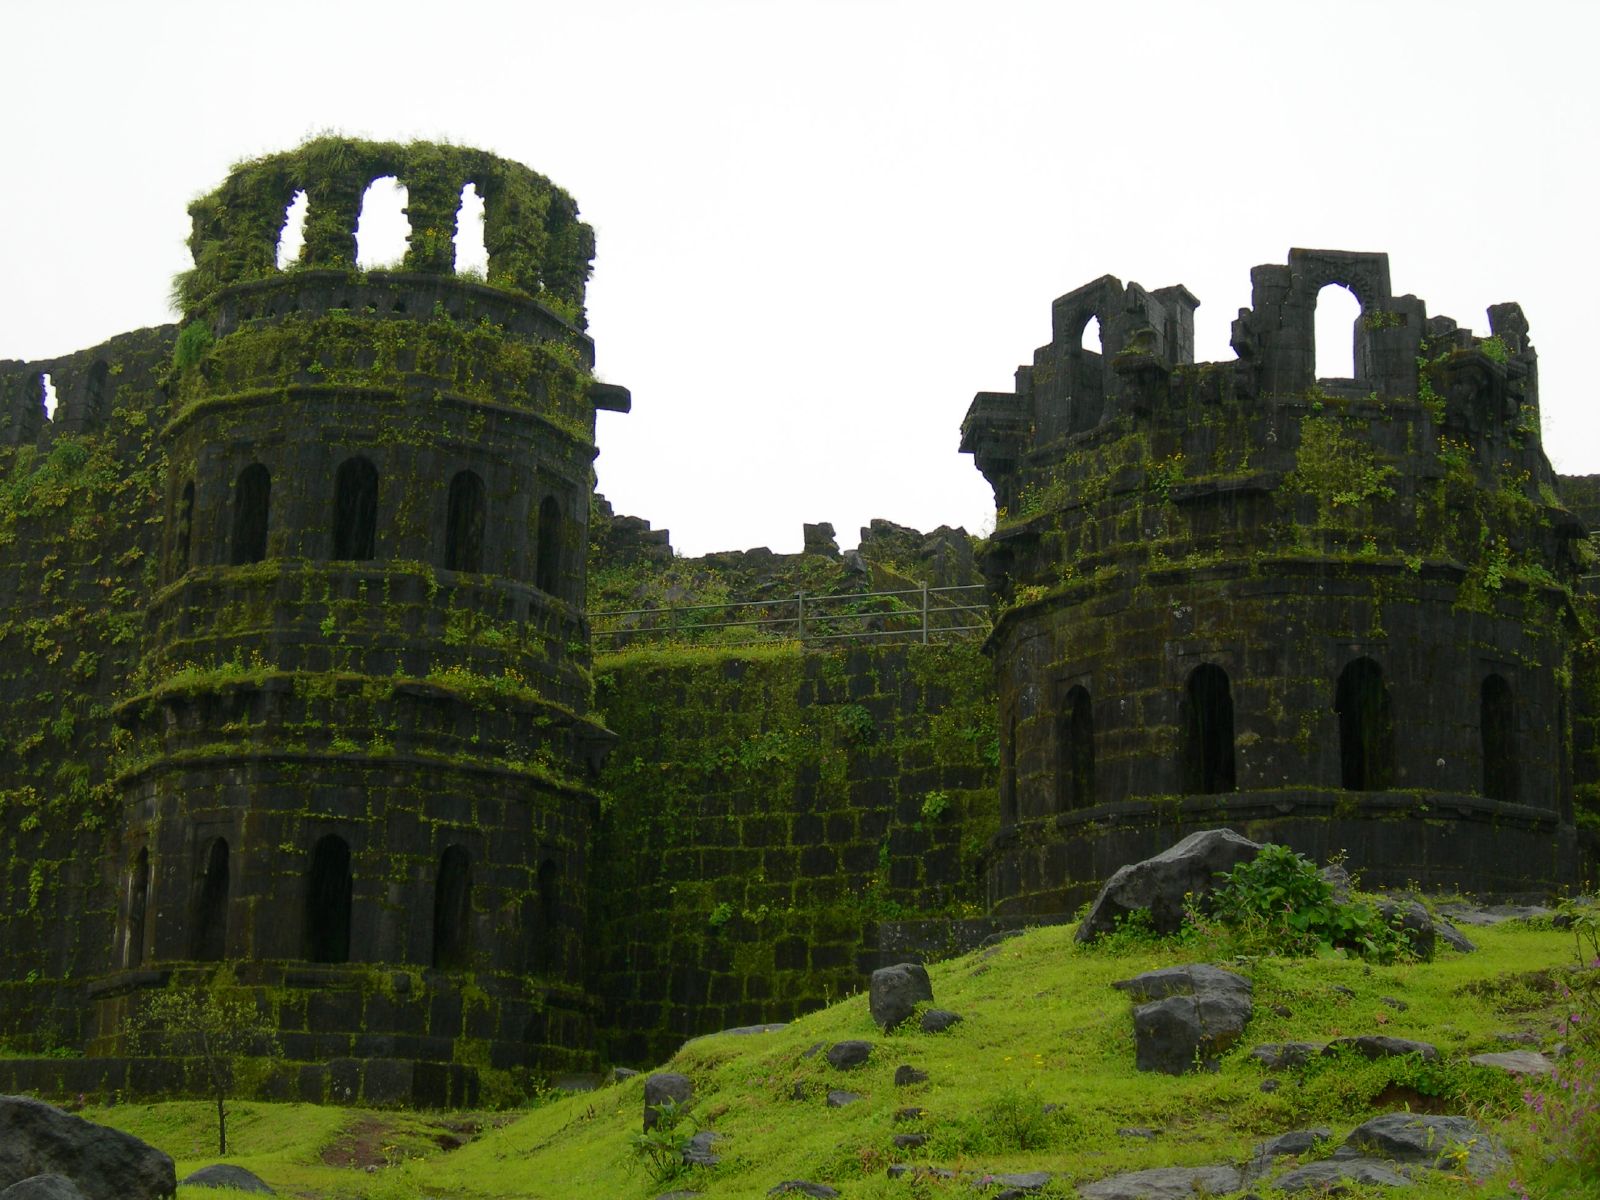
(590, 583, 992, 650)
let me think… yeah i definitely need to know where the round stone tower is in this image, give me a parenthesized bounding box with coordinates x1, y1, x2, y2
(103, 139, 628, 1102)
(962, 249, 1585, 916)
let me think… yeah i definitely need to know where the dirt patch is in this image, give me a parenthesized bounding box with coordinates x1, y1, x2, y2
(1370, 1084, 1455, 1114)
(320, 1114, 402, 1169)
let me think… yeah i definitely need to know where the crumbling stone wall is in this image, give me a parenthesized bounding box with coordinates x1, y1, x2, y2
(964, 249, 1593, 912)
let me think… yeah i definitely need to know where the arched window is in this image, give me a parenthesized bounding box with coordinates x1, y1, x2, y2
(1080, 315, 1102, 354)
(355, 176, 410, 269)
(444, 470, 485, 572)
(305, 835, 352, 964)
(432, 845, 472, 970)
(1182, 664, 1236, 794)
(1314, 283, 1361, 380)
(1481, 674, 1518, 803)
(1056, 685, 1095, 810)
(454, 183, 488, 277)
(231, 464, 271, 565)
(191, 837, 229, 962)
(176, 481, 195, 570)
(1335, 657, 1393, 790)
(332, 456, 379, 560)
(126, 848, 150, 969)
(535, 495, 562, 593)
(277, 190, 308, 270)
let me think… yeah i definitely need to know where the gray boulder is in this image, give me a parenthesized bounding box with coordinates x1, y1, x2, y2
(1249, 1042, 1322, 1070)
(1076, 829, 1263, 941)
(768, 1184, 839, 1198)
(180, 1165, 274, 1193)
(1377, 898, 1436, 960)
(1113, 964, 1253, 1074)
(920, 1008, 963, 1033)
(1468, 1050, 1554, 1077)
(0, 1177, 87, 1200)
(1322, 1035, 1439, 1062)
(1244, 1128, 1331, 1180)
(824, 1091, 861, 1108)
(681, 1131, 721, 1167)
(869, 963, 933, 1031)
(1274, 1159, 1410, 1192)
(1338, 1112, 1510, 1178)
(825, 1040, 873, 1070)
(1079, 1165, 1244, 1199)
(643, 1073, 694, 1131)
(1436, 916, 1477, 953)
(0, 1096, 176, 1200)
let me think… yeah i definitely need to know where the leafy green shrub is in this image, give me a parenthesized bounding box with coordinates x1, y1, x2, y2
(625, 1097, 697, 1187)
(1202, 845, 1409, 962)
(971, 1082, 1060, 1152)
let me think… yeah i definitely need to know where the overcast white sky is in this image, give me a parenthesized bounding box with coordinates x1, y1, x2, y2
(3, 1, 1596, 555)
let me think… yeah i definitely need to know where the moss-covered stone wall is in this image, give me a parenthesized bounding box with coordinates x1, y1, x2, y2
(587, 640, 997, 1065)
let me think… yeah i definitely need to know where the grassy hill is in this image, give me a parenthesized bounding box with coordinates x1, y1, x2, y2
(83, 912, 1595, 1199)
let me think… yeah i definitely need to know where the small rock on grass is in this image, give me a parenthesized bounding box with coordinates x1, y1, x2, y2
(870, 963, 933, 1031)
(1079, 1165, 1243, 1200)
(892, 1133, 927, 1149)
(1250, 1042, 1322, 1070)
(1322, 1035, 1438, 1062)
(825, 1091, 861, 1108)
(825, 1040, 872, 1070)
(1468, 1050, 1554, 1077)
(1273, 1159, 1409, 1192)
(768, 1183, 839, 1198)
(0, 1177, 87, 1200)
(893, 1106, 924, 1122)
(894, 1065, 928, 1086)
(920, 1008, 963, 1033)
(643, 1073, 694, 1131)
(181, 1165, 275, 1194)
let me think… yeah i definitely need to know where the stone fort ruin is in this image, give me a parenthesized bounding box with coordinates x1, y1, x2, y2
(1, 140, 1595, 1103)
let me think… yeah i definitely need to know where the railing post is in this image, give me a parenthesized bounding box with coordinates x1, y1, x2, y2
(796, 591, 805, 643)
(921, 581, 929, 644)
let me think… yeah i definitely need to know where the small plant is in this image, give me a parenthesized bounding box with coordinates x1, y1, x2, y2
(1203, 844, 1410, 962)
(129, 979, 279, 1155)
(974, 1082, 1057, 1151)
(626, 1096, 698, 1187)
(707, 901, 734, 929)
(919, 790, 951, 822)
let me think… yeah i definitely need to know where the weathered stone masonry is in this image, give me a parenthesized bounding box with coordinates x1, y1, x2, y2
(963, 249, 1597, 915)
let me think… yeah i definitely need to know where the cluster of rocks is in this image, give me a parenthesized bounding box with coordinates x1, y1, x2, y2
(644, 962, 964, 1200)
(0, 1094, 276, 1199)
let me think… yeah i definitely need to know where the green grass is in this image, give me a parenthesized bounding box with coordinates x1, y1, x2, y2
(80, 917, 1590, 1199)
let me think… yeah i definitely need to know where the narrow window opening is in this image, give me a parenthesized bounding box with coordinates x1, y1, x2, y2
(1182, 663, 1237, 793)
(355, 176, 410, 270)
(1001, 709, 1019, 824)
(191, 837, 229, 962)
(444, 470, 485, 572)
(332, 456, 379, 560)
(1481, 674, 1519, 803)
(41, 373, 57, 422)
(126, 848, 149, 969)
(176, 481, 195, 570)
(230, 464, 271, 565)
(454, 183, 488, 278)
(535, 495, 562, 594)
(276, 190, 308, 270)
(531, 858, 559, 975)
(1080, 315, 1102, 354)
(1314, 282, 1361, 380)
(432, 845, 472, 970)
(305, 835, 352, 964)
(85, 360, 109, 420)
(1056, 685, 1095, 810)
(1335, 657, 1394, 790)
